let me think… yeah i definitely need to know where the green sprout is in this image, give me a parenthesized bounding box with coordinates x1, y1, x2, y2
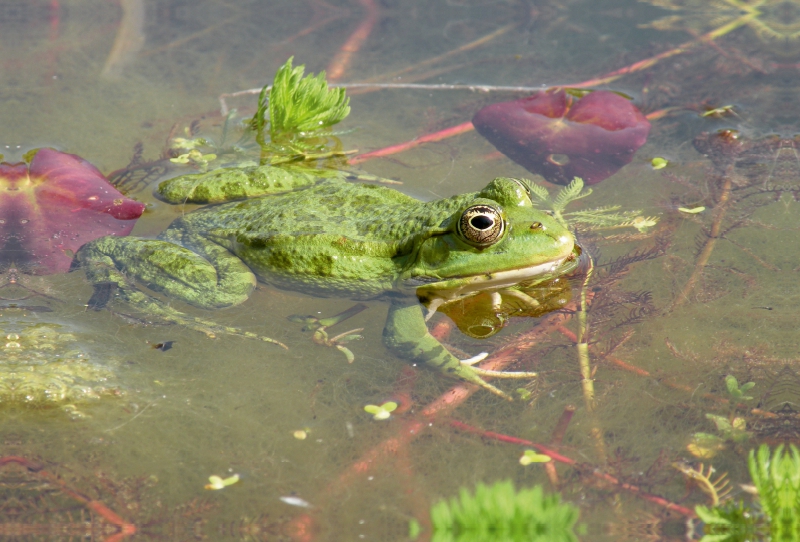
(515, 388, 532, 401)
(519, 450, 552, 465)
(688, 413, 751, 458)
(525, 177, 659, 234)
(205, 473, 240, 490)
(251, 57, 350, 146)
(651, 157, 668, 170)
(701, 104, 736, 118)
(725, 375, 755, 401)
(364, 401, 398, 420)
(427, 480, 580, 542)
(289, 304, 367, 363)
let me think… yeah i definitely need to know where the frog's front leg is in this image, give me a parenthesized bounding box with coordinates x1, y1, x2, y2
(383, 299, 537, 400)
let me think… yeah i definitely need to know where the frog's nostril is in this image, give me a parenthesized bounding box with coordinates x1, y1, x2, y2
(530, 222, 544, 230)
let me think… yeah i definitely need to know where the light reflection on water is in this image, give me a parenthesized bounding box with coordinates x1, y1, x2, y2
(0, 0, 799, 539)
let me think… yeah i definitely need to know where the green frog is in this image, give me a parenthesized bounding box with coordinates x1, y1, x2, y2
(75, 167, 578, 398)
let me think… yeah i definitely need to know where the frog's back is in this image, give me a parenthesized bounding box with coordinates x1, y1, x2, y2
(179, 179, 470, 299)
(185, 178, 466, 241)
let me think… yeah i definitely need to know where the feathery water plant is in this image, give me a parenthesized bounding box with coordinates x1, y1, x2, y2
(749, 444, 800, 540)
(251, 57, 350, 146)
(526, 176, 658, 234)
(427, 480, 580, 542)
(694, 445, 800, 541)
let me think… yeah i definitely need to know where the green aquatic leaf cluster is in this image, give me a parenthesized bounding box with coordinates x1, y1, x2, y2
(726, 375, 755, 401)
(696, 445, 800, 542)
(526, 177, 658, 234)
(252, 57, 350, 146)
(426, 480, 580, 542)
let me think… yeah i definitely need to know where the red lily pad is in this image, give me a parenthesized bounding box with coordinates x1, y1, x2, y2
(0, 148, 145, 274)
(473, 90, 651, 185)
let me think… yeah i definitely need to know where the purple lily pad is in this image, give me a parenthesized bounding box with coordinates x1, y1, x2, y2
(473, 90, 651, 185)
(0, 148, 145, 274)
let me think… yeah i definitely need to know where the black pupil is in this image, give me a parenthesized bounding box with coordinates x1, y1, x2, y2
(470, 215, 494, 230)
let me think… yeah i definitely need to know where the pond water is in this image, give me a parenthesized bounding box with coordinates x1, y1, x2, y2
(0, 0, 798, 540)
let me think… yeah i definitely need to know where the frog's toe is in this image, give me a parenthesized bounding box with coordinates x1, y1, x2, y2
(456, 357, 537, 400)
(460, 352, 489, 366)
(470, 367, 538, 379)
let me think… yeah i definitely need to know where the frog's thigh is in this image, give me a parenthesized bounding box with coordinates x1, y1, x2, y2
(78, 236, 256, 309)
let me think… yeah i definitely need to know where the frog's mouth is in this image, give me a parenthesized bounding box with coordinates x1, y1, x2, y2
(410, 246, 581, 308)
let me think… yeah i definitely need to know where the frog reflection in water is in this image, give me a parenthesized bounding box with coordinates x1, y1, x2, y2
(76, 169, 578, 398)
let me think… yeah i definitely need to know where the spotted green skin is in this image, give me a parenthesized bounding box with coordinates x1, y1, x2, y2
(77, 165, 576, 395)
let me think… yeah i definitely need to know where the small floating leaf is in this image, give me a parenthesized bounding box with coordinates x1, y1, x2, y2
(678, 206, 705, 214)
(364, 401, 398, 420)
(519, 449, 552, 465)
(651, 157, 668, 169)
(205, 474, 240, 490)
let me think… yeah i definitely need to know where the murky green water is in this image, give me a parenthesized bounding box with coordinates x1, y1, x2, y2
(2, 0, 800, 540)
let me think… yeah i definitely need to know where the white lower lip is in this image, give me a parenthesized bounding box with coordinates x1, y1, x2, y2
(422, 255, 570, 301)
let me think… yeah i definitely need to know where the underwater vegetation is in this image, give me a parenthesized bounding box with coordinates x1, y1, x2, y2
(416, 480, 580, 542)
(250, 56, 350, 157)
(696, 445, 800, 541)
(472, 89, 650, 186)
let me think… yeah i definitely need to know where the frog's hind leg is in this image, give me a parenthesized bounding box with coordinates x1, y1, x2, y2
(78, 234, 256, 309)
(75, 235, 286, 348)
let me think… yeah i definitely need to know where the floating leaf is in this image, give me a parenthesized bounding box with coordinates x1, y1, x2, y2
(473, 89, 650, 185)
(205, 474, 240, 490)
(520, 449, 552, 465)
(678, 206, 705, 214)
(364, 401, 398, 420)
(0, 148, 145, 274)
(651, 157, 668, 169)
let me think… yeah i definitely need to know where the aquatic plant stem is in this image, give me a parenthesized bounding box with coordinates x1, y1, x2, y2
(326, 0, 379, 82)
(355, 22, 517, 85)
(0, 456, 137, 541)
(568, 14, 753, 88)
(348, 109, 664, 166)
(348, 121, 475, 165)
(575, 255, 607, 461)
(545, 405, 576, 487)
(556, 326, 734, 406)
(447, 421, 696, 517)
(672, 176, 733, 308)
(577, 256, 595, 412)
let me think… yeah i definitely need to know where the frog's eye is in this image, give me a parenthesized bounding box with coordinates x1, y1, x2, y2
(457, 205, 505, 247)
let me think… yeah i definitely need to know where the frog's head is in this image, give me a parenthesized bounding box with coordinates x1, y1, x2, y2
(400, 177, 578, 303)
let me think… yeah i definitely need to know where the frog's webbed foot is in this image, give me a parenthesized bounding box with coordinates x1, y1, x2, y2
(384, 299, 537, 401)
(90, 281, 288, 349)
